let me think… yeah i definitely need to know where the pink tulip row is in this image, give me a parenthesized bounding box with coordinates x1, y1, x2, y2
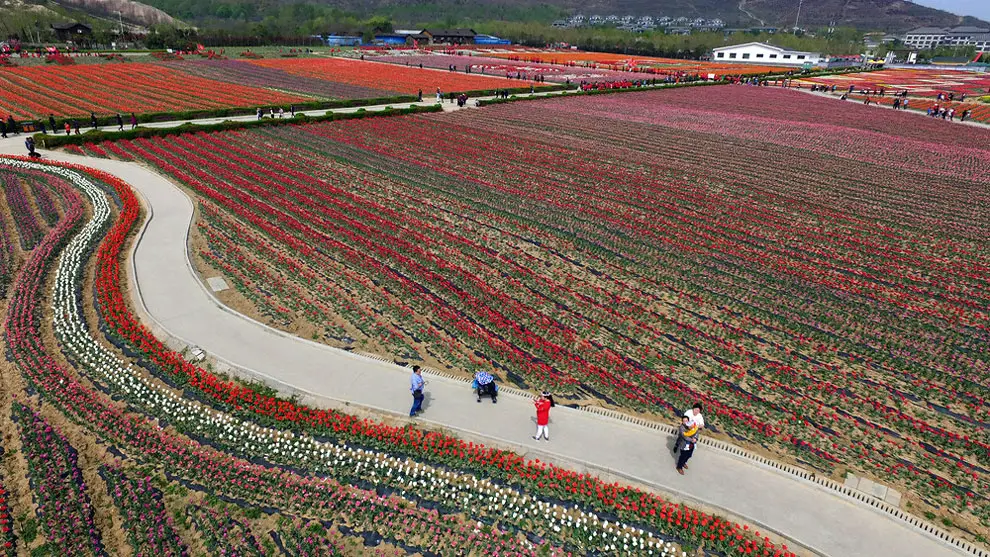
(273, 516, 345, 555)
(185, 504, 268, 555)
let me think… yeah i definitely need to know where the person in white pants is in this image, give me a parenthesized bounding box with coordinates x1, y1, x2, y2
(533, 392, 553, 441)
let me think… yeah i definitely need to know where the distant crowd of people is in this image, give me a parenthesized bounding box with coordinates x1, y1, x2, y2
(579, 79, 657, 91)
(796, 83, 984, 126)
(256, 105, 296, 119)
(1, 111, 139, 140)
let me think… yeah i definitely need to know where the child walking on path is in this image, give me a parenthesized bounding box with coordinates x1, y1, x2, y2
(532, 392, 554, 441)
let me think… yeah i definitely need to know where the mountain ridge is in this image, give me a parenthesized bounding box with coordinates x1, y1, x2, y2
(20, 0, 990, 32)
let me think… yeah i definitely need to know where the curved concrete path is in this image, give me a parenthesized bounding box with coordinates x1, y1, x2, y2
(0, 108, 975, 557)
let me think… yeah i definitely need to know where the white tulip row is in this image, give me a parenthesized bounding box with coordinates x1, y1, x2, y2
(4, 158, 684, 556)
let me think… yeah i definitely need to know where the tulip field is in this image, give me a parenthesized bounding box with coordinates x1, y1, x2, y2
(72, 84, 988, 539)
(0, 153, 794, 555)
(487, 50, 791, 76)
(0, 57, 517, 121)
(376, 53, 691, 83)
(161, 58, 399, 99)
(0, 63, 311, 121)
(246, 57, 535, 95)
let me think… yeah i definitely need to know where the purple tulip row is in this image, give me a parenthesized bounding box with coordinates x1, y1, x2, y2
(2, 172, 44, 250)
(186, 504, 267, 556)
(12, 403, 106, 556)
(100, 466, 189, 557)
(27, 177, 61, 227)
(0, 204, 10, 297)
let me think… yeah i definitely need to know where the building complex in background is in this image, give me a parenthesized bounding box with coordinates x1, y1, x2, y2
(552, 14, 724, 33)
(903, 26, 990, 52)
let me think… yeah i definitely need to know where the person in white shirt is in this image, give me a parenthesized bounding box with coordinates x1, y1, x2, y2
(674, 403, 705, 454)
(684, 403, 705, 429)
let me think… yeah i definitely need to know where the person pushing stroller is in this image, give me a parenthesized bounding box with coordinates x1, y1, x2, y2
(473, 370, 498, 403)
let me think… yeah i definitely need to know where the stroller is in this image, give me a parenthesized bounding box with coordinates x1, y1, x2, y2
(472, 371, 498, 403)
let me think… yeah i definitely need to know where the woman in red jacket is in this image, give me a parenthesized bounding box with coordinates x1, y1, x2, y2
(533, 392, 553, 441)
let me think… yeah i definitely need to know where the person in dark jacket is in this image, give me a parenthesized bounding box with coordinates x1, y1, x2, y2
(49, 114, 57, 134)
(675, 415, 699, 475)
(1, 118, 7, 139)
(116, 113, 124, 131)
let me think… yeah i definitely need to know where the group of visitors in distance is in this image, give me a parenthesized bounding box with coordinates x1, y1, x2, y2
(1, 112, 138, 140)
(408, 364, 707, 475)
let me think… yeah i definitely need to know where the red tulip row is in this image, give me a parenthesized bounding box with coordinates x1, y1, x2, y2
(376, 53, 656, 83)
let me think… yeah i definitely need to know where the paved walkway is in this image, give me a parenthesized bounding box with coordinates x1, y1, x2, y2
(0, 101, 973, 557)
(27, 88, 572, 146)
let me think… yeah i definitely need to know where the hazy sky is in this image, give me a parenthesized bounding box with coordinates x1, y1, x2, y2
(913, 0, 990, 21)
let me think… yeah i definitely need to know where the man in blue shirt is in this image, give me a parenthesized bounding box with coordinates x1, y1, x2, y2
(410, 365, 425, 416)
